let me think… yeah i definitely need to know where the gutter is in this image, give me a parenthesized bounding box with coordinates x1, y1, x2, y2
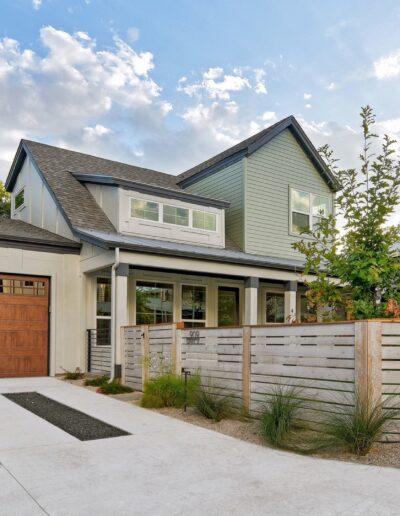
(109, 247, 120, 382)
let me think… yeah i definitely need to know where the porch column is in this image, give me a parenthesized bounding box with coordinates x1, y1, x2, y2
(284, 281, 297, 323)
(244, 277, 259, 325)
(115, 263, 129, 377)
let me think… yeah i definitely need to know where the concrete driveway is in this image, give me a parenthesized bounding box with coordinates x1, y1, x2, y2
(0, 378, 400, 516)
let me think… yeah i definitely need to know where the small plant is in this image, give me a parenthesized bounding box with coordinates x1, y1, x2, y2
(193, 384, 234, 422)
(97, 379, 133, 395)
(85, 375, 110, 387)
(141, 373, 200, 408)
(320, 392, 393, 456)
(260, 386, 304, 447)
(63, 367, 83, 380)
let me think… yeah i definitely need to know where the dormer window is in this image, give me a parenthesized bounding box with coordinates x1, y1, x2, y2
(131, 199, 159, 221)
(193, 210, 216, 231)
(14, 188, 25, 211)
(163, 205, 189, 226)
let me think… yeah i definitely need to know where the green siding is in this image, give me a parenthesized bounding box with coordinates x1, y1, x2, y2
(245, 128, 334, 259)
(185, 159, 244, 248)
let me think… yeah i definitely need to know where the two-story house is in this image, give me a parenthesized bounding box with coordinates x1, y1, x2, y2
(0, 116, 338, 378)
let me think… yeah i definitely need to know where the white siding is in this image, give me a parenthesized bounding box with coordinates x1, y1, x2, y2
(11, 155, 76, 240)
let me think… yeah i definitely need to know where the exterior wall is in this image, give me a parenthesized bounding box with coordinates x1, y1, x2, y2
(85, 184, 120, 229)
(245, 129, 334, 259)
(11, 156, 76, 240)
(185, 159, 244, 248)
(0, 246, 84, 374)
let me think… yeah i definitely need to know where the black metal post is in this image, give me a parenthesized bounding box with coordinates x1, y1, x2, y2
(87, 329, 92, 372)
(181, 367, 191, 413)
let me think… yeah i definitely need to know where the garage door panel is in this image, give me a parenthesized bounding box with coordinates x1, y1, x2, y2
(0, 275, 49, 378)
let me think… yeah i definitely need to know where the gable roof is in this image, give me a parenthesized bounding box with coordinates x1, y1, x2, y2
(176, 116, 339, 190)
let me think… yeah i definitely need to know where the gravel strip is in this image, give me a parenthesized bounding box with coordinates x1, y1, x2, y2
(3, 392, 130, 441)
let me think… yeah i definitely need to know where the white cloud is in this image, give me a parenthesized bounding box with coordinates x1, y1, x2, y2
(253, 68, 267, 94)
(178, 66, 251, 101)
(326, 82, 337, 90)
(303, 92, 312, 100)
(305, 103, 312, 109)
(32, 0, 42, 9)
(0, 26, 169, 177)
(373, 49, 400, 79)
(260, 111, 277, 123)
(127, 27, 140, 43)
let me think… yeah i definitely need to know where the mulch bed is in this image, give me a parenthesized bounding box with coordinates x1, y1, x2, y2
(3, 392, 130, 441)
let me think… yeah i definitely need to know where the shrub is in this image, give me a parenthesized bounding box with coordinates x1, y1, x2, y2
(97, 379, 133, 395)
(64, 368, 83, 380)
(141, 373, 200, 408)
(320, 392, 393, 455)
(85, 375, 110, 387)
(260, 386, 304, 447)
(193, 384, 234, 422)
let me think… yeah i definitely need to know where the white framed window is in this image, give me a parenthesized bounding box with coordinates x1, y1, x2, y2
(181, 284, 207, 327)
(290, 188, 330, 234)
(163, 204, 189, 227)
(130, 198, 160, 222)
(96, 277, 111, 346)
(14, 187, 25, 212)
(192, 210, 217, 231)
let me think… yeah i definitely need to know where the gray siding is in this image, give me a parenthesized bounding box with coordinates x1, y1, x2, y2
(245, 129, 334, 259)
(186, 159, 244, 248)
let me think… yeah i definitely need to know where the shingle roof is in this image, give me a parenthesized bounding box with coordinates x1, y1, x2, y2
(75, 228, 305, 271)
(177, 115, 339, 190)
(0, 219, 81, 251)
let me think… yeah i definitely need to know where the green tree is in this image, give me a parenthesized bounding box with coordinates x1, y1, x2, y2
(293, 106, 400, 320)
(0, 181, 10, 219)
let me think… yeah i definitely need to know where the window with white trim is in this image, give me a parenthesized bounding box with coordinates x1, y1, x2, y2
(14, 188, 25, 211)
(163, 204, 189, 226)
(181, 285, 206, 327)
(96, 277, 111, 346)
(192, 210, 216, 231)
(290, 189, 330, 234)
(130, 199, 159, 221)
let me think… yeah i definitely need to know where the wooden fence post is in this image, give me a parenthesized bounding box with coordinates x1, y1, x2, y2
(242, 326, 251, 415)
(142, 325, 150, 389)
(354, 320, 382, 406)
(121, 326, 126, 384)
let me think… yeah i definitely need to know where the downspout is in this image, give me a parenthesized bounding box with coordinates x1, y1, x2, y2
(109, 247, 120, 382)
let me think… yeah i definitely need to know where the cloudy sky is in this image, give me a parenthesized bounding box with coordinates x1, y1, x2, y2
(1, 0, 400, 181)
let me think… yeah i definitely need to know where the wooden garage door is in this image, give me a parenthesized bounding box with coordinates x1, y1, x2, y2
(0, 275, 49, 377)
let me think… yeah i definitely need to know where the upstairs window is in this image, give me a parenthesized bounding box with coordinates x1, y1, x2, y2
(291, 189, 330, 234)
(14, 188, 25, 211)
(193, 210, 216, 231)
(131, 199, 159, 222)
(163, 205, 189, 226)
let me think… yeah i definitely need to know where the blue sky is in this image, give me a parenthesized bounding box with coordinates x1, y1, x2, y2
(1, 0, 400, 180)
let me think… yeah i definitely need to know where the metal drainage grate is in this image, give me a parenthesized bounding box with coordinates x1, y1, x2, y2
(3, 392, 130, 441)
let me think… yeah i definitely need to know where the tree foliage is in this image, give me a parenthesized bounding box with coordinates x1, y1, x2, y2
(0, 181, 10, 219)
(293, 106, 400, 320)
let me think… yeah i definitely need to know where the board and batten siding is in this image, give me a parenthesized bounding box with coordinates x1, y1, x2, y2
(185, 159, 244, 248)
(245, 129, 334, 260)
(11, 155, 76, 241)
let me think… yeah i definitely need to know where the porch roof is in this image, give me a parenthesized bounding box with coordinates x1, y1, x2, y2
(75, 228, 306, 272)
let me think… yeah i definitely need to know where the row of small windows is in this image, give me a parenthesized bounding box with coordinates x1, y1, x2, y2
(0, 278, 46, 296)
(130, 198, 217, 232)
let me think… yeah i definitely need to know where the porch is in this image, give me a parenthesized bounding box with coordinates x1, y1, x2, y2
(82, 250, 315, 376)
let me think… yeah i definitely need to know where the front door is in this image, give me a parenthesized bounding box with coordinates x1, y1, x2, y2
(218, 286, 240, 326)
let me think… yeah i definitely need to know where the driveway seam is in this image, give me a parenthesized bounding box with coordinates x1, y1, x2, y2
(0, 462, 49, 515)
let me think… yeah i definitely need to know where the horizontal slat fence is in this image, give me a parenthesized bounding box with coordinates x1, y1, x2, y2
(122, 320, 400, 440)
(87, 329, 111, 375)
(181, 327, 244, 404)
(250, 323, 356, 426)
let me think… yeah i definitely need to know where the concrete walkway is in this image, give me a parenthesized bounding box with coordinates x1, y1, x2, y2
(0, 378, 399, 516)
